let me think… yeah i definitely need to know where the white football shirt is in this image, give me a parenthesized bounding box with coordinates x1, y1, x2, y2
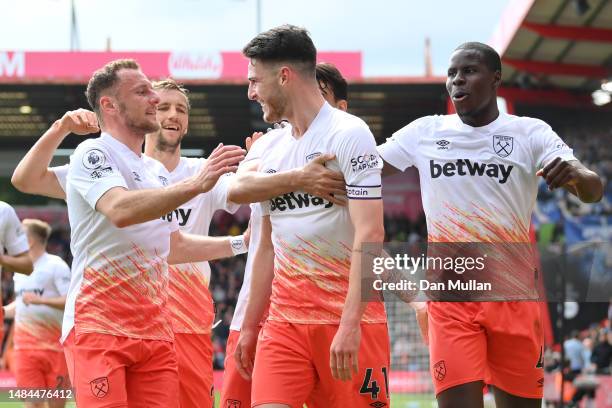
(148, 155, 240, 334)
(64, 132, 178, 342)
(258, 103, 386, 324)
(229, 129, 290, 330)
(0, 201, 29, 276)
(14, 252, 71, 351)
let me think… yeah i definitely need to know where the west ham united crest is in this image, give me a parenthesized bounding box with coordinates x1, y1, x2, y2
(90, 376, 109, 398)
(433, 360, 446, 381)
(493, 135, 513, 158)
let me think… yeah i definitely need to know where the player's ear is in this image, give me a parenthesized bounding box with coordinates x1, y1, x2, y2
(99, 95, 117, 115)
(337, 100, 348, 112)
(279, 66, 290, 86)
(492, 70, 502, 90)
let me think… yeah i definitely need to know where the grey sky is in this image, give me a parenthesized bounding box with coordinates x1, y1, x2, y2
(2, 0, 509, 76)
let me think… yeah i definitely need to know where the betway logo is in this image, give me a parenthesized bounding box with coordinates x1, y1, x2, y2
(270, 192, 333, 212)
(430, 159, 513, 184)
(161, 208, 192, 226)
(0, 52, 25, 77)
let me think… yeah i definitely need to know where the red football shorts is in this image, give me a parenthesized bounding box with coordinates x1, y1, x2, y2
(220, 329, 253, 408)
(63, 329, 179, 408)
(252, 321, 390, 408)
(174, 333, 214, 408)
(428, 301, 544, 399)
(15, 348, 70, 390)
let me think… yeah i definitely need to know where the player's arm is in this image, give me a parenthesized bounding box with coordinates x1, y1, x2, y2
(168, 230, 248, 264)
(227, 153, 346, 205)
(2, 301, 16, 319)
(331, 199, 385, 381)
(22, 293, 66, 311)
(0, 252, 33, 275)
(235, 215, 275, 380)
(11, 109, 99, 200)
(537, 158, 603, 203)
(96, 144, 244, 228)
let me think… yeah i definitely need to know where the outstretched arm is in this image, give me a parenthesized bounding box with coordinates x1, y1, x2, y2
(227, 153, 346, 205)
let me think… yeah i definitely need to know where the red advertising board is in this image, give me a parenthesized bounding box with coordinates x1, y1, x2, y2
(0, 51, 361, 83)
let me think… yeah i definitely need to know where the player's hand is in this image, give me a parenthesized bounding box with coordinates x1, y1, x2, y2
(412, 302, 429, 345)
(58, 109, 100, 136)
(330, 323, 361, 381)
(22, 293, 42, 305)
(298, 154, 346, 206)
(245, 132, 264, 152)
(196, 144, 245, 193)
(536, 157, 580, 191)
(235, 326, 258, 381)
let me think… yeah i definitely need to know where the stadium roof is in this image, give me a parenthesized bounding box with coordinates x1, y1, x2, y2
(490, 0, 612, 92)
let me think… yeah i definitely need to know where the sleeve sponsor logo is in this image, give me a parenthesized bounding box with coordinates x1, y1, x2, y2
(346, 185, 382, 199)
(90, 166, 114, 179)
(83, 149, 107, 170)
(350, 154, 381, 172)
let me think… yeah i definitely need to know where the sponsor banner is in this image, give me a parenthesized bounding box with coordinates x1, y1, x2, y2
(0, 51, 361, 83)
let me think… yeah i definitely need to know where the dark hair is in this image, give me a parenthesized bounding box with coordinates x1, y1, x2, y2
(455, 42, 502, 73)
(86, 59, 140, 118)
(242, 25, 316, 75)
(316, 62, 348, 102)
(153, 78, 191, 111)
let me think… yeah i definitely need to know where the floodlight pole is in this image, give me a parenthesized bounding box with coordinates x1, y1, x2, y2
(70, 0, 80, 51)
(256, 0, 261, 33)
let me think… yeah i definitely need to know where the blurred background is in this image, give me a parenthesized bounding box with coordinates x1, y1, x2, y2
(0, 0, 610, 406)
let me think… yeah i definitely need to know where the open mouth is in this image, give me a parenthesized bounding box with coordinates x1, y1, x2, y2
(161, 124, 181, 134)
(452, 91, 469, 102)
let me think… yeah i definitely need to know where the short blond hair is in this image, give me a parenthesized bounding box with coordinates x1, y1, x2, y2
(22, 219, 52, 246)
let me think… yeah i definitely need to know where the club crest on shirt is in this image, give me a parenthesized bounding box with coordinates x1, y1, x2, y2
(83, 149, 106, 170)
(158, 175, 169, 186)
(493, 135, 513, 158)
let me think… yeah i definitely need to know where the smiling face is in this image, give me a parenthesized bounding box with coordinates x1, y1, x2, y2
(446, 49, 501, 125)
(113, 69, 160, 134)
(247, 59, 288, 123)
(151, 89, 189, 152)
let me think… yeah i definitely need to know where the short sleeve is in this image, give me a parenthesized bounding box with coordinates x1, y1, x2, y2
(51, 164, 69, 192)
(335, 123, 382, 200)
(212, 173, 241, 214)
(53, 260, 71, 296)
(1, 205, 28, 255)
(68, 143, 128, 209)
(530, 120, 576, 169)
(377, 118, 424, 171)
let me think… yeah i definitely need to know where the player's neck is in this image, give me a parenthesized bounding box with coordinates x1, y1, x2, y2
(28, 246, 45, 263)
(145, 143, 181, 172)
(286, 88, 325, 139)
(102, 123, 145, 156)
(459, 105, 500, 128)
